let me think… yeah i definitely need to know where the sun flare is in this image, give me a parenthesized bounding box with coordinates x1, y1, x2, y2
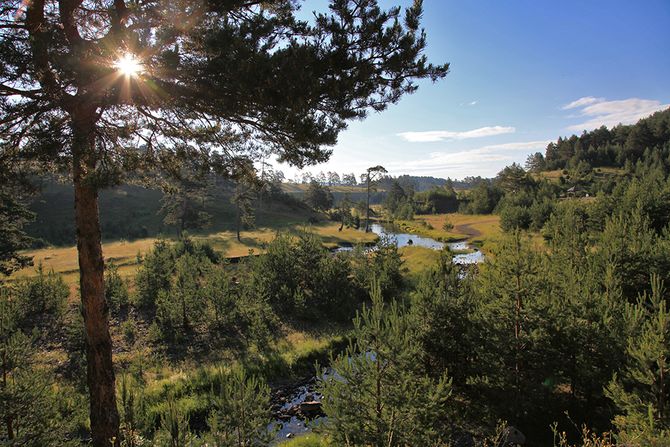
(114, 53, 142, 77)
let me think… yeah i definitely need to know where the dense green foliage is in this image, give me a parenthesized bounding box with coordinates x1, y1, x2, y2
(544, 108, 670, 171)
(0, 276, 81, 445)
(304, 181, 334, 212)
(0, 162, 34, 276)
(319, 281, 452, 447)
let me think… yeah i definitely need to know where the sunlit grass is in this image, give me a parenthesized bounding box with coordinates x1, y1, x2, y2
(399, 246, 441, 280)
(395, 213, 501, 247)
(12, 222, 378, 290)
(279, 433, 331, 446)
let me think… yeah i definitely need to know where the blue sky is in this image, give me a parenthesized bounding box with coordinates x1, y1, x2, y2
(278, 0, 670, 180)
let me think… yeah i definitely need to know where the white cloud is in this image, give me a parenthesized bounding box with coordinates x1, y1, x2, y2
(384, 140, 552, 178)
(562, 96, 603, 110)
(564, 97, 670, 131)
(397, 125, 515, 143)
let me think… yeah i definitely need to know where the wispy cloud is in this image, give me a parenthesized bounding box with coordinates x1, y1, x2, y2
(562, 96, 603, 110)
(397, 125, 515, 143)
(564, 97, 670, 131)
(385, 140, 552, 178)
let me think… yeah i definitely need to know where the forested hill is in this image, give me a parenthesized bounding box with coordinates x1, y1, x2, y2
(27, 179, 313, 247)
(378, 175, 482, 192)
(528, 107, 670, 172)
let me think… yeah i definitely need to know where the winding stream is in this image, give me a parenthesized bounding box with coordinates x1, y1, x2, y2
(367, 223, 485, 265)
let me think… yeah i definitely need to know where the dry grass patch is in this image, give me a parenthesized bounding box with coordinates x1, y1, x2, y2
(13, 223, 377, 288)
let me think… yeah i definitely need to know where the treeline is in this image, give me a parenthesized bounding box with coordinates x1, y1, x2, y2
(532, 107, 670, 172)
(380, 165, 555, 229)
(291, 171, 480, 192)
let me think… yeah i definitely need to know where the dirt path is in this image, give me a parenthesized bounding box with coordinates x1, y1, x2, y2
(454, 217, 499, 240)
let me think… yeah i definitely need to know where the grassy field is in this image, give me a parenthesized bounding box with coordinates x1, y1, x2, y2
(396, 213, 501, 247)
(399, 246, 442, 279)
(12, 222, 378, 288)
(280, 433, 331, 446)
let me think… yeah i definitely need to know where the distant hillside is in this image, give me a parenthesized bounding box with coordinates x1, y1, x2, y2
(379, 175, 482, 192)
(282, 183, 385, 205)
(28, 179, 314, 247)
(282, 175, 482, 206)
(540, 107, 670, 171)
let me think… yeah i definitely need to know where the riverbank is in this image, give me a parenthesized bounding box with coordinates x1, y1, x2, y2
(394, 213, 501, 249)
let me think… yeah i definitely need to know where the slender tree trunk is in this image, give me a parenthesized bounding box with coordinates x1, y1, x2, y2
(72, 110, 121, 447)
(236, 202, 241, 242)
(365, 175, 371, 233)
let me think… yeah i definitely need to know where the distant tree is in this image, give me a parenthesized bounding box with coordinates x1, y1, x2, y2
(231, 183, 256, 242)
(525, 152, 546, 172)
(342, 173, 358, 186)
(499, 203, 532, 231)
(301, 172, 314, 184)
(305, 180, 334, 211)
(159, 172, 213, 238)
(337, 193, 354, 231)
(363, 165, 388, 232)
(257, 158, 272, 210)
(0, 160, 34, 277)
(461, 180, 501, 214)
(327, 171, 341, 186)
(384, 179, 408, 215)
(495, 163, 532, 194)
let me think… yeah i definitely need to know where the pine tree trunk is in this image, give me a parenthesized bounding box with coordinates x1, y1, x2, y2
(236, 203, 241, 242)
(72, 111, 120, 447)
(365, 175, 371, 233)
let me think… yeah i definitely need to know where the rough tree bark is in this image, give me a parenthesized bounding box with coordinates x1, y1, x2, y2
(72, 110, 121, 447)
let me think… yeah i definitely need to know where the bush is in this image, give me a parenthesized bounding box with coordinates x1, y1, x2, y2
(205, 367, 273, 446)
(15, 263, 68, 323)
(105, 262, 129, 315)
(121, 318, 137, 345)
(499, 204, 531, 231)
(249, 232, 364, 321)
